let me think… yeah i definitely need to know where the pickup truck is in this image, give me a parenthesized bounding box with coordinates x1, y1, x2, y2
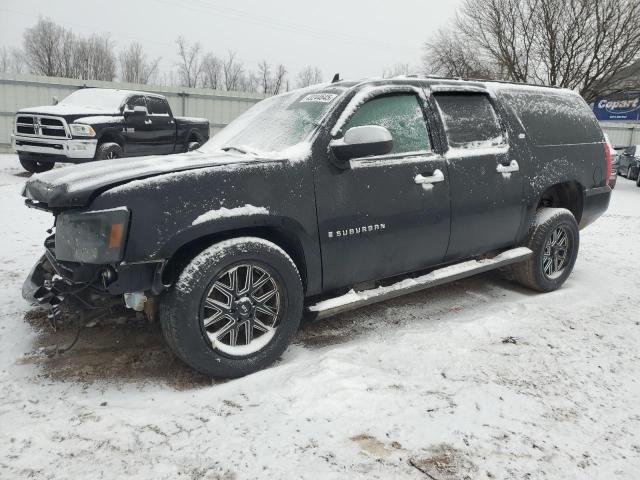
(12, 88, 209, 173)
(21, 77, 611, 378)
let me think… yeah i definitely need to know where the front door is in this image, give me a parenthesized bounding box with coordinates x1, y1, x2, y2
(432, 91, 525, 260)
(123, 95, 154, 157)
(315, 89, 451, 291)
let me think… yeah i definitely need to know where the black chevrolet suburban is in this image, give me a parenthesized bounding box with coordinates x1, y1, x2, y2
(12, 88, 209, 173)
(21, 78, 611, 378)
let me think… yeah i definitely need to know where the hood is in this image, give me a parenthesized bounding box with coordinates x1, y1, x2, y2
(18, 104, 120, 117)
(22, 151, 275, 208)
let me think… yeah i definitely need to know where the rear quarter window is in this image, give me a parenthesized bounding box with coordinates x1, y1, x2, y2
(500, 89, 602, 145)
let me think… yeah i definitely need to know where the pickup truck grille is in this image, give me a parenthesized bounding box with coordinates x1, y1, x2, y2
(15, 114, 69, 139)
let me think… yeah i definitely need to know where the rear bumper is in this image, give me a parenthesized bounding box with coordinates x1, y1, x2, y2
(12, 134, 97, 161)
(579, 185, 611, 229)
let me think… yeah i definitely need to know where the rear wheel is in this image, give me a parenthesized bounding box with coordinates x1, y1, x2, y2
(19, 157, 54, 173)
(95, 142, 123, 160)
(159, 237, 303, 378)
(187, 141, 201, 151)
(512, 208, 579, 292)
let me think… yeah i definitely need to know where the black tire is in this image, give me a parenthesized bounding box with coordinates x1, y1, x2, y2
(159, 237, 303, 378)
(95, 142, 123, 160)
(19, 157, 54, 173)
(512, 207, 579, 292)
(187, 141, 201, 151)
(636, 174, 640, 187)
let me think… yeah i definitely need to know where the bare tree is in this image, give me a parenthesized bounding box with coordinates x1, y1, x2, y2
(423, 29, 498, 79)
(202, 53, 223, 89)
(271, 64, 286, 94)
(23, 18, 66, 76)
(257, 60, 271, 94)
(425, 0, 640, 102)
(119, 42, 160, 84)
(296, 66, 323, 88)
(176, 36, 203, 88)
(0, 47, 11, 73)
(223, 50, 244, 91)
(72, 34, 116, 81)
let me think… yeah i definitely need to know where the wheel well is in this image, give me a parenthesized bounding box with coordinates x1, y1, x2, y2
(537, 182, 584, 222)
(98, 132, 123, 148)
(187, 131, 202, 143)
(161, 227, 308, 292)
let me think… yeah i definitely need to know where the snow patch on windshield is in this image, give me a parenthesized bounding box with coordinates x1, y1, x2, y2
(192, 204, 269, 225)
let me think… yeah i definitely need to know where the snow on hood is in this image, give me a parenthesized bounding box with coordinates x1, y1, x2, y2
(21, 149, 297, 208)
(18, 104, 121, 116)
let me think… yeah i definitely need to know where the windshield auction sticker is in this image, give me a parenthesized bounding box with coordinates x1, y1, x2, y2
(300, 93, 338, 103)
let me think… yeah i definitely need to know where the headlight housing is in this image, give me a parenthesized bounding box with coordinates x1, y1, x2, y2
(69, 123, 96, 137)
(55, 208, 130, 263)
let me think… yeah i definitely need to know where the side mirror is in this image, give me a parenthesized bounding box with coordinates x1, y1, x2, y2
(329, 125, 393, 164)
(124, 105, 148, 116)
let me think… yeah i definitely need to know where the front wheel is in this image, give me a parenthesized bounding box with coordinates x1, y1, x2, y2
(159, 237, 303, 378)
(95, 142, 123, 160)
(19, 157, 54, 173)
(187, 141, 201, 151)
(512, 208, 579, 292)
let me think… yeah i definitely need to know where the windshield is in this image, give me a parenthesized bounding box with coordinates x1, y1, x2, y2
(59, 89, 130, 111)
(202, 86, 347, 154)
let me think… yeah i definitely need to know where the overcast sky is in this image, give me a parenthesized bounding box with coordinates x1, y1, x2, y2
(0, 0, 462, 82)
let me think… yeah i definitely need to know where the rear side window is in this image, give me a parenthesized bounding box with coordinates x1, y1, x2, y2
(344, 93, 430, 154)
(126, 95, 146, 110)
(434, 93, 504, 148)
(500, 89, 601, 145)
(147, 96, 170, 115)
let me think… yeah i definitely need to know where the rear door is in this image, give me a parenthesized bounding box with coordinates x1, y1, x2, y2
(146, 96, 177, 154)
(315, 87, 451, 291)
(432, 91, 525, 260)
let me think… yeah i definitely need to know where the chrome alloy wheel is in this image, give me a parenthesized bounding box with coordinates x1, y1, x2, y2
(201, 263, 281, 356)
(542, 225, 571, 279)
(106, 151, 118, 159)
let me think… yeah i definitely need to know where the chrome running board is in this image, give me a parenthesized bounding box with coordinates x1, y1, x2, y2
(306, 247, 533, 320)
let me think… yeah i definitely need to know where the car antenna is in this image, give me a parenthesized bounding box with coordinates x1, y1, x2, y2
(331, 73, 340, 83)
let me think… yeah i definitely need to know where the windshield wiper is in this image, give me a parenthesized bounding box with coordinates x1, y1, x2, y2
(221, 146, 256, 155)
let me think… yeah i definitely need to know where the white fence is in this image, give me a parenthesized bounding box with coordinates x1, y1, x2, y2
(599, 121, 640, 148)
(0, 73, 266, 153)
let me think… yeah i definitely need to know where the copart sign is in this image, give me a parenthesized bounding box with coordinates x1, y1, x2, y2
(593, 91, 640, 121)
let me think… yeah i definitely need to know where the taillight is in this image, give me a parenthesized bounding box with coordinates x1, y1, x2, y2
(603, 141, 612, 185)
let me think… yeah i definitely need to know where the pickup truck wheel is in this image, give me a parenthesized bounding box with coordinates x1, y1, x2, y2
(512, 208, 579, 292)
(95, 142, 123, 160)
(19, 157, 54, 173)
(187, 141, 201, 151)
(159, 237, 303, 378)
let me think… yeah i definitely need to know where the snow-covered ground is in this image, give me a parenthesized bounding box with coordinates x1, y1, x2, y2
(0, 153, 639, 479)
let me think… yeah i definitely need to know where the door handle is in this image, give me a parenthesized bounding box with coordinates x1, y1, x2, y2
(414, 169, 445, 185)
(144, 119, 153, 125)
(496, 160, 519, 173)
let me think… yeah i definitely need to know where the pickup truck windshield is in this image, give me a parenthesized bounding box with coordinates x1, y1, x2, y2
(59, 89, 130, 111)
(203, 86, 347, 154)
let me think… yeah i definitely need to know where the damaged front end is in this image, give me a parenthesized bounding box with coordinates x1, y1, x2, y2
(23, 231, 164, 333)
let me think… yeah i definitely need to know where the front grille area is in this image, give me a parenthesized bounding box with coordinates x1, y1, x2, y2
(15, 114, 69, 139)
